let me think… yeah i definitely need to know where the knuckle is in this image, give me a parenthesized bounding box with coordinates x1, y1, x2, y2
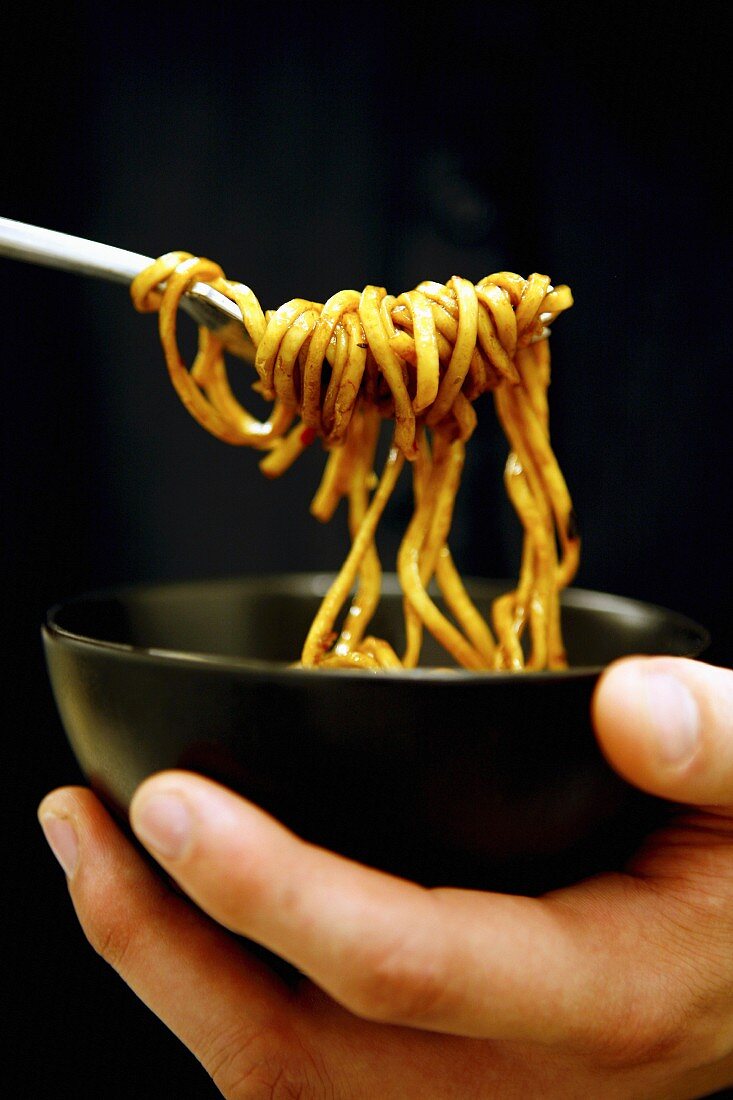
(203, 1023, 292, 1099)
(201, 1021, 334, 1100)
(79, 900, 136, 975)
(342, 934, 448, 1025)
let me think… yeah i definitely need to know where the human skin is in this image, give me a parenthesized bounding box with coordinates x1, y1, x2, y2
(39, 656, 733, 1098)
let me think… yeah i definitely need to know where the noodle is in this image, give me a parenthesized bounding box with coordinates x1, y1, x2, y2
(130, 254, 577, 671)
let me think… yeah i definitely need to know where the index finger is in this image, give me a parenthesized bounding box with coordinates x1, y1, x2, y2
(129, 770, 637, 1047)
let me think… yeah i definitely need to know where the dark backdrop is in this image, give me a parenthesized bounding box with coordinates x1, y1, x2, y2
(2, 2, 731, 1095)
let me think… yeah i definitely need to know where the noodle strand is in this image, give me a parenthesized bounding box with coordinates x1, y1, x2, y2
(130, 255, 576, 671)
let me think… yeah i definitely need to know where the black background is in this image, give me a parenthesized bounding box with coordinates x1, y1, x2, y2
(1, 2, 731, 1095)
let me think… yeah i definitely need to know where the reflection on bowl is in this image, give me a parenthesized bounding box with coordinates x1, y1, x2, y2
(43, 574, 709, 895)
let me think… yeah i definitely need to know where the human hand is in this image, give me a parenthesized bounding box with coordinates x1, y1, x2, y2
(39, 656, 733, 1098)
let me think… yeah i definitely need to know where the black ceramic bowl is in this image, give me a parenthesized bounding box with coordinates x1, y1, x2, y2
(43, 574, 709, 895)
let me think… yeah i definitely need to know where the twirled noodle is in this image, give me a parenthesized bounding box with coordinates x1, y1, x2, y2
(131, 253, 577, 671)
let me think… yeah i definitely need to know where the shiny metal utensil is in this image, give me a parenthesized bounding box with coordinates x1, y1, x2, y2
(0, 216, 254, 358)
(0, 215, 554, 352)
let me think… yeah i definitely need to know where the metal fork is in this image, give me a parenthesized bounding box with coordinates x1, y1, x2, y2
(0, 216, 255, 358)
(0, 216, 552, 354)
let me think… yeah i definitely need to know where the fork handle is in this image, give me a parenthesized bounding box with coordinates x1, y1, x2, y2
(0, 216, 152, 284)
(0, 216, 255, 357)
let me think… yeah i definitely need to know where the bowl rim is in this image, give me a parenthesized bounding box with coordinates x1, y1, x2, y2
(43, 572, 711, 684)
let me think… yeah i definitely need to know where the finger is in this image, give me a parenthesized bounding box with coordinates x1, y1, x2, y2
(129, 770, 611, 1044)
(37, 787, 304, 1092)
(593, 656, 733, 810)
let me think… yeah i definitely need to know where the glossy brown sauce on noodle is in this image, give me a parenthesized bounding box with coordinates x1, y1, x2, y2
(131, 255, 577, 671)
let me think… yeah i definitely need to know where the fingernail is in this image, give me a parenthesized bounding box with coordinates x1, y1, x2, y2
(643, 670, 700, 766)
(132, 792, 192, 859)
(40, 814, 79, 878)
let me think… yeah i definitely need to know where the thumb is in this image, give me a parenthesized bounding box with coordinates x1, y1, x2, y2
(593, 656, 733, 810)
